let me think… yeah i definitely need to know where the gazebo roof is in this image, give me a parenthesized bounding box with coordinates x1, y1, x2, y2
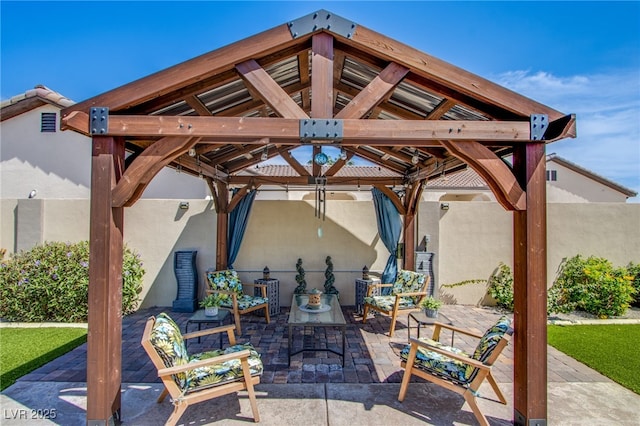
(60, 9, 574, 210)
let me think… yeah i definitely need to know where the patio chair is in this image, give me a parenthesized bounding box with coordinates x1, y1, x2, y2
(141, 313, 262, 426)
(205, 269, 270, 335)
(362, 270, 429, 337)
(398, 315, 513, 426)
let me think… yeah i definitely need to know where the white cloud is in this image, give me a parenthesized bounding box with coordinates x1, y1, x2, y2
(495, 69, 640, 202)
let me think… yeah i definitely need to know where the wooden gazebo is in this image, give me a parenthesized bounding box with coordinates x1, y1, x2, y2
(61, 10, 575, 425)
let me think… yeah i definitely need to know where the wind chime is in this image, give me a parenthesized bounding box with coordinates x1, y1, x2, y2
(313, 149, 328, 221)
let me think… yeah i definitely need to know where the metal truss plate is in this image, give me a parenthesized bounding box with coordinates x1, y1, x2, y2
(300, 119, 343, 142)
(530, 114, 548, 141)
(90, 107, 109, 135)
(288, 9, 357, 39)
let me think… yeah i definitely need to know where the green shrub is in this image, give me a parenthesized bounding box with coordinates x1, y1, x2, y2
(626, 262, 640, 308)
(548, 255, 636, 318)
(487, 262, 514, 310)
(0, 241, 144, 322)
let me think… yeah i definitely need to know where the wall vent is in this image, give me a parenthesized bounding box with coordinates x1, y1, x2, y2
(41, 112, 57, 132)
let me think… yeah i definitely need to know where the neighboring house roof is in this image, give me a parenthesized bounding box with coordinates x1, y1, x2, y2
(426, 167, 488, 189)
(241, 164, 401, 178)
(1, 85, 75, 121)
(546, 153, 637, 197)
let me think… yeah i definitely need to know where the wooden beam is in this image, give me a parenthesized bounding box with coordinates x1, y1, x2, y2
(440, 140, 526, 211)
(111, 136, 198, 207)
(236, 59, 308, 119)
(281, 148, 312, 176)
(373, 184, 406, 215)
(87, 136, 124, 424)
(512, 142, 548, 424)
(61, 113, 535, 143)
(336, 62, 409, 119)
(229, 175, 405, 186)
(324, 151, 354, 176)
(298, 50, 311, 111)
(425, 98, 456, 120)
(350, 24, 565, 120)
(185, 95, 213, 116)
(311, 33, 334, 118)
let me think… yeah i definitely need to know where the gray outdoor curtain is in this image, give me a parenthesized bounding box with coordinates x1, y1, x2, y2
(227, 188, 257, 268)
(371, 187, 402, 288)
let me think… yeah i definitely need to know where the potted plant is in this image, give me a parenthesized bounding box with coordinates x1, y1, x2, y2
(420, 296, 443, 318)
(200, 293, 224, 316)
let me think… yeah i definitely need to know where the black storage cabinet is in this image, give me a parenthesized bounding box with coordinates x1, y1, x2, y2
(172, 250, 198, 312)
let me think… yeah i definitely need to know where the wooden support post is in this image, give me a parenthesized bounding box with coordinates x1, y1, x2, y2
(403, 213, 416, 271)
(215, 181, 229, 270)
(87, 136, 125, 425)
(512, 142, 548, 425)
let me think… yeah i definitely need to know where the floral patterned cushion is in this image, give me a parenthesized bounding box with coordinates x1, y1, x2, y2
(363, 295, 417, 311)
(186, 343, 263, 392)
(207, 269, 268, 309)
(149, 313, 190, 389)
(471, 315, 512, 362)
(220, 294, 268, 310)
(399, 338, 475, 385)
(393, 270, 427, 295)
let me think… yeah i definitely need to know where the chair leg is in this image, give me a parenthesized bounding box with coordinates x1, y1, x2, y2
(264, 305, 271, 324)
(241, 360, 260, 422)
(157, 387, 169, 403)
(486, 372, 507, 404)
(166, 400, 188, 426)
(389, 309, 399, 337)
(463, 390, 489, 426)
(234, 311, 242, 336)
(398, 347, 418, 402)
(362, 305, 369, 323)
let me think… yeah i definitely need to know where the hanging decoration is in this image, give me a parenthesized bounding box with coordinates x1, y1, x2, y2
(313, 147, 328, 222)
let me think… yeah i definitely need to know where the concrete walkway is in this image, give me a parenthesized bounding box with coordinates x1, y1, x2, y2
(2, 305, 639, 425)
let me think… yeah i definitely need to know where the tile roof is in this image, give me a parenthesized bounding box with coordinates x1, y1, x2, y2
(426, 167, 488, 188)
(240, 164, 401, 178)
(1, 85, 74, 109)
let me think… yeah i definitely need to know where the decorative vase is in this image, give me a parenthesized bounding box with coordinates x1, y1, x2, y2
(424, 308, 438, 318)
(205, 306, 219, 316)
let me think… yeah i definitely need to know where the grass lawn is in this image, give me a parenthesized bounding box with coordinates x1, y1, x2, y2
(548, 324, 640, 394)
(0, 327, 87, 391)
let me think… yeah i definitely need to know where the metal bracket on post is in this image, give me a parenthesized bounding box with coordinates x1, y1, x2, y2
(90, 107, 109, 135)
(530, 114, 548, 141)
(300, 119, 343, 143)
(288, 9, 357, 39)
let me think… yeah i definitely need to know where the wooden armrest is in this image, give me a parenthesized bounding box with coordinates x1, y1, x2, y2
(408, 338, 488, 370)
(433, 322, 484, 339)
(206, 289, 236, 296)
(366, 283, 393, 296)
(158, 349, 251, 377)
(396, 291, 427, 297)
(183, 324, 236, 341)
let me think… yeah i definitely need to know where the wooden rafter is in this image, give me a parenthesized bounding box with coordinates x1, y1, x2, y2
(236, 59, 308, 119)
(425, 98, 456, 120)
(311, 32, 334, 119)
(185, 95, 213, 116)
(324, 151, 354, 176)
(346, 147, 407, 174)
(111, 136, 198, 207)
(335, 62, 409, 119)
(281, 148, 312, 176)
(441, 140, 526, 211)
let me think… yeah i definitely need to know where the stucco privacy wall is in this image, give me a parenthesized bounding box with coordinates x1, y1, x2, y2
(1, 199, 639, 307)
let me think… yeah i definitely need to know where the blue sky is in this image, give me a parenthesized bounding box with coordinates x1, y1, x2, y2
(2, 1, 639, 200)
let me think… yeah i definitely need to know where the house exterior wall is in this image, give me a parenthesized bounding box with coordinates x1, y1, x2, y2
(0, 104, 210, 200)
(2, 198, 638, 308)
(547, 160, 629, 203)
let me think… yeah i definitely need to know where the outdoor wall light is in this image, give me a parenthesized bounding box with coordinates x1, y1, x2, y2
(440, 203, 450, 210)
(188, 148, 196, 157)
(179, 201, 190, 210)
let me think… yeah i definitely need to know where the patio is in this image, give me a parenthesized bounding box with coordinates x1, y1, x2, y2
(4, 304, 640, 425)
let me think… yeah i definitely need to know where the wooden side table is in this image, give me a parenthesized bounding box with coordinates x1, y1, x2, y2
(254, 278, 280, 316)
(408, 311, 454, 345)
